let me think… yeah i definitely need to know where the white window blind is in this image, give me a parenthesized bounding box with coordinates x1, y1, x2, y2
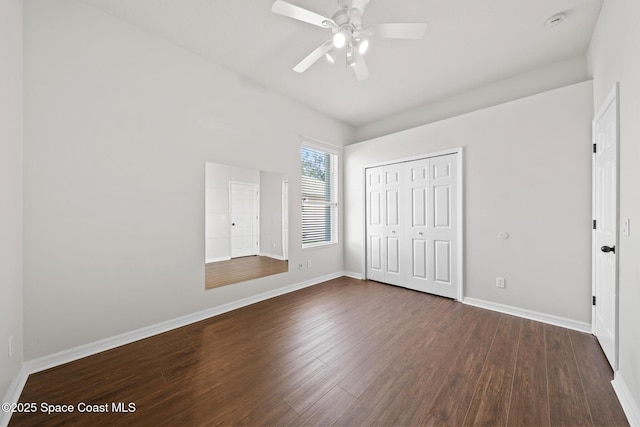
(301, 145, 338, 248)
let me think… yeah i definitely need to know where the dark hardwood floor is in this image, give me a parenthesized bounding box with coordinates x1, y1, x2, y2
(206, 256, 288, 289)
(10, 277, 628, 426)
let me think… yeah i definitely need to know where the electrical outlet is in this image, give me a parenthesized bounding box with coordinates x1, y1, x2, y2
(307, 260, 312, 269)
(496, 277, 506, 288)
(298, 263, 303, 270)
(8, 336, 13, 359)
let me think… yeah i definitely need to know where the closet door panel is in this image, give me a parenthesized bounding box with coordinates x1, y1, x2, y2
(427, 154, 458, 298)
(386, 189, 400, 226)
(411, 187, 427, 227)
(366, 167, 385, 282)
(369, 236, 383, 271)
(434, 185, 451, 228)
(405, 158, 430, 290)
(382, 163, 406, 285)
(412, 238, 428, 279)
(387, 236, 401, 274)
(434, 240, 451, 283)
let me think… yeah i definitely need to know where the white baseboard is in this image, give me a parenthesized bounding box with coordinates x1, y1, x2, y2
(343, 271, 364, 280)
(612, 373, 640, 426)
(462, 297, 591, 333)
(205, 256, 230, 263)
(259, 252, 286, 261)
(0, 364, 28, 427)
(25, 272, 343, 375)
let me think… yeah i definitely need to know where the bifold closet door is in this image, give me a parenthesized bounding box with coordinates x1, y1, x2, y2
(365, 163, 407, 286)
(366, 167, 385, 283)
(405, 154, 458, 298)
(365, 154, 458, 299)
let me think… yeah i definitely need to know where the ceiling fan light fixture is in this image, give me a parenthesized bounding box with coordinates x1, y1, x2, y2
(357, 38, 369, 54)
(332, 29, 348, 48)
(272, 0, 427, 81)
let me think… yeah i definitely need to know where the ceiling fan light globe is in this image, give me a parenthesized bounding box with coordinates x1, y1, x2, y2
(358, 39, 369, 54)
(332, 31, 347, 48)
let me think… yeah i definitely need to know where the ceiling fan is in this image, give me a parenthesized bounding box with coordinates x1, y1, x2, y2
(272, 0, 427, 81)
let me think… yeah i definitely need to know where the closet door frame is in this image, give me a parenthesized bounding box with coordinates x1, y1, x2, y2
(362, 147, 464, 301)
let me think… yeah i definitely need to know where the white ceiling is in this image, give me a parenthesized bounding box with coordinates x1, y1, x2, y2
(78, 0, 603, 127)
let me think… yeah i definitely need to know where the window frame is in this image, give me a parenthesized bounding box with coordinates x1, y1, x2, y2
(300, 141, 339, 249)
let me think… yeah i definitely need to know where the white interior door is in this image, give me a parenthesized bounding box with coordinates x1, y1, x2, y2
(365, 153, 459, 299)
(230, 182, 259, 258)
(593, 84, 619, 370)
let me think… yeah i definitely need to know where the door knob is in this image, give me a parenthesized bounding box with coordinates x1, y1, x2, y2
(601, 245, 615, 254)
(232, 223, 236, 226)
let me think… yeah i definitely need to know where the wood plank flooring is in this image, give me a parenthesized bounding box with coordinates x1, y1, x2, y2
(205, 256, 288, 289)
(10, 277, 628, 426)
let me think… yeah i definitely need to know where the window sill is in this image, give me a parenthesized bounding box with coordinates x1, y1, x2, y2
(302, 242, 339, 250)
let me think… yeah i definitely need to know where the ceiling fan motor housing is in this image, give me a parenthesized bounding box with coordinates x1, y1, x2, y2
(331, 7, 362, 39)
(271, 0, 425, 81)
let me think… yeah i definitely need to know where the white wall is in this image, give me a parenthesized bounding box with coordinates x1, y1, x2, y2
(23, 0, 352, 360)
(345, 82, 593, 323)
(0, 0, 24, 403)
(589, 0, 640, 418)
(354, 55, 589, 142)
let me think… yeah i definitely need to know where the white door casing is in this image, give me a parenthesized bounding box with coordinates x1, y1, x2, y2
(592, 83, 619, 370)
(230, 182, 260, 258)
(365, 152, 460, 299)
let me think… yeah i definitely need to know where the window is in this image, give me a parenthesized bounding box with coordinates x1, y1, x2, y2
(301, 144, 338, 248)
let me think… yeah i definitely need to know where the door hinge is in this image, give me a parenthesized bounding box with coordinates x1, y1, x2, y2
(592, 296, 596, 306)
(593, 143, 597, 153)
(593, 219, 597, 230)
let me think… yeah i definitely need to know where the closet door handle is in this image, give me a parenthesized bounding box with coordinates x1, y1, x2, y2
(391, 230, 396, 234)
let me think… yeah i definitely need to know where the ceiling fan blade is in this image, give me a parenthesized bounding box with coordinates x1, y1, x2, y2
(351, 0, 370, 15)
(371, 23, 427, 39)
(272, 0, 335, 28)
(352, 52, 370, 81)
(293, 41, 334, 73)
